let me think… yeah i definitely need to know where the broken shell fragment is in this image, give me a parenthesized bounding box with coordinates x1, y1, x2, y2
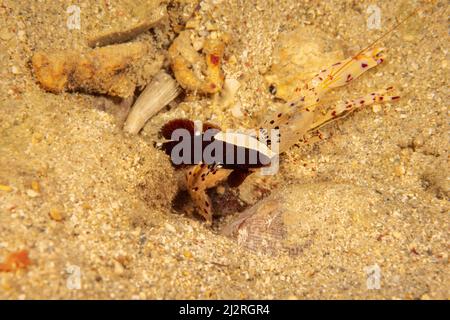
(219, 77, 241, 108)
(221, 183, 384, 256)
(31, 42, 148, 98)
(87, 4, 167, 47)
(123, 71, 181, 134)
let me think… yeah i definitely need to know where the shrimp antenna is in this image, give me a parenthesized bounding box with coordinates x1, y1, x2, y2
(320, 7, 421, 90)
(356, 8, 420, 59)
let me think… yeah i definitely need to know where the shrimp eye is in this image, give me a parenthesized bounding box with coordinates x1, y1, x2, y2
(268, 84, 277, 95)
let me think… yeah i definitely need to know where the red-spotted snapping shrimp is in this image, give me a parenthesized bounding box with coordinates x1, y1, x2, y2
(159, 10, 418, 225)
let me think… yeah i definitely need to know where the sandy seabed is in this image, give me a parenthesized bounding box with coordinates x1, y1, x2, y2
(0, 0, 448, 299)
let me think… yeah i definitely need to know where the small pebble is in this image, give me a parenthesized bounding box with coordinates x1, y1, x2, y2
(0, 185, 13, 192)
(17, 30, 26, 41)
(420, 293, 431, 300)
(402, 33, 415, 42)
(231, 102, 244, 118)
(1, 278, 12, 291)
(412, 134, 424, 149)
(183, 251, 193, 259)
(49, 208, 64, 221)
(392, 231, 402, 239)
(31, 132, 43, 144)
(82, 202, 92, 210)
(192, 37, 204, 51)
(216, 185, 225, 195)
(185, 18, 200, 30)
(394, 165, 406, 177)
(31, 181, 40, 193)
(228, 54, 237, 65)
(113, 260, 125, 275)
(372, 104, 381, 113)
(164, 222, 176, 233)
(25, 189, 40, 198)
(205, 21, 218, 31)
(11, 66, 20, 75)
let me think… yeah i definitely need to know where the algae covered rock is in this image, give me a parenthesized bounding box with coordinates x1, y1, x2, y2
(31, 42, 152, 98)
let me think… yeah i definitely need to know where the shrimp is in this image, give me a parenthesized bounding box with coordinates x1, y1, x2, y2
(160, 9, 419, 225)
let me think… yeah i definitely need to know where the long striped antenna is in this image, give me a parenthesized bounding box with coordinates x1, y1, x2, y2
(319, 7, 421, 91)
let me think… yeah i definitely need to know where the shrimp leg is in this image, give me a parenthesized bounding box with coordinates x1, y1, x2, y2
(309, 86, 400, 131)
(186, 163, 232, 225)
